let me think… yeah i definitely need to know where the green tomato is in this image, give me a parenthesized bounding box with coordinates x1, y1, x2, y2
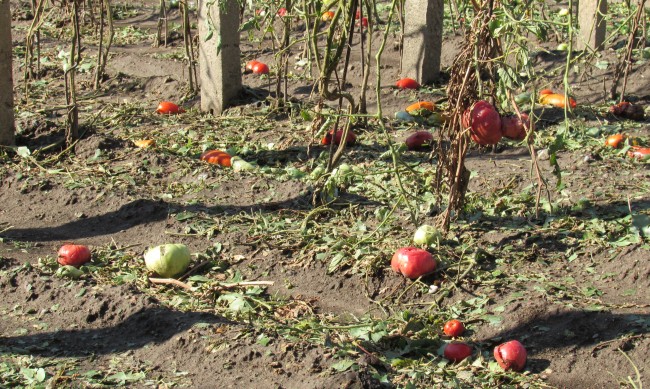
(413, 225, 442, 246)
(558, 8, 569, 17)
(144, 244, 191, 278)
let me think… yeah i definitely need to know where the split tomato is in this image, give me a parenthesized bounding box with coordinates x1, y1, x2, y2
(444, 342, 472, 363)
(494, 340, 527, 371)
(443, 320, 465, 337)
(200, 150, 232, 167)
(391, 247, 436, 279)
(395, 78, 420, 90)
(156, 101, 185, 115)
(58, 244, 91, 267)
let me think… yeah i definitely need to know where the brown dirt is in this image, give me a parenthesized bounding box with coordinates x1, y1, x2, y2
(2, 1, 650, 388)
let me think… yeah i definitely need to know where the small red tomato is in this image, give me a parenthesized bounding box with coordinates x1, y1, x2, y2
(156, 101, 185, 115)
(57, 244, 91, 267)
(321, 129, 357, 146)
(357, 17, 368, 28)
(252, 62, 270, 75)
(443, 320, 465, 337)
(246, 60, 260, 72)
(391, 247, 436, 279)
(395, 78, 420, 90)
(444, 342, 472, 363)
(494, 340, 527, 371)
(405, 131, 434, 151)
(355, 9, 361, 19)
(277, 7, 287, 16)
(321, 11, 335, 21)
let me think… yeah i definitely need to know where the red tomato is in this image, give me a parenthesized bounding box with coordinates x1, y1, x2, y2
(321, 129, 357, 146)
(628, 146, 650, 159)
(357, 17, 368, 28)
(444, 342, 472, 363)
(200, 150, 232, 167)
(252, 62, 270, 75)
(605, 134, 626, 148)
(246, 60, 260, 72)
(57, 244, 91, 267)
(405, 131, 434, 151)
(539, 89, 554, 96)
(468, 100, 502, 145)
(156, 101, 185, 115)
(494, 340, 527, 371)
(500, 113, 529, 141)
(277, 7, 287, 16)
(395, 78, 419, 90)
(355, 9, 361, 19)
(443, 320, 465, 337)
(390, 247, 436, 279)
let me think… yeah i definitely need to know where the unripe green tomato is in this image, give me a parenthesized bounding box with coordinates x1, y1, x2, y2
(413, 225, 442, 246)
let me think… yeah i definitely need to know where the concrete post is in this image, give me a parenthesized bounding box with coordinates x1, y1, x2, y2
(577, 0, 607, 51)
(0, 0, 15, 145)
(402, 0, 443, 85)
(198, 0, 242, 115)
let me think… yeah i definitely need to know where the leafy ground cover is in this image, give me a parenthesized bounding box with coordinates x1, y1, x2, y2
(1, 1, 649, 387)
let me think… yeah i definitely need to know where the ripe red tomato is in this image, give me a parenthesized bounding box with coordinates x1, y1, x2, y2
(355, 9, 361, 19)
(321, 11, 335, 21)
(156, 101, 185, 115)
(252, 62, 269, 75)
(494, 340, 527, 371)
(246, 60, 260, 72)
(277, 7, 287, 16)
(200, 150, 232, 167)
(57, 244, 91, 267)
(321, 129, 357, 146)
(405, 131, 434, 150)
(444, 342, 472, 362)
(467, 100, 502, 145)
(500, 113, 529, 141)
(357, 17, 368, 28)
(395, 78, 419, 90)
(390, 247, 436, 279)
(443, 320, 465, 337)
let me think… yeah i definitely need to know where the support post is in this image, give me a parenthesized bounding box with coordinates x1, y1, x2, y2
(198, 0, 242, 115)
(577, 0, 607, 51)
(402, 0, 443, 85)
(0, 0, 15, 145)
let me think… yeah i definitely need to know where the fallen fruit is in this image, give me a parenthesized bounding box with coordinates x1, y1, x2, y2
(133, 139, 155, 148)
(609, 101, 645, 121)
(321, 129, 357, 146)
(444, 342, 472, 362)
(627, 146, 650, 159)
(501, 113, 529, 141)
(413, 224, 442, 246)
(144, 244, 191, 278)
(357, 17, 368, 28)
(391, 247, 436, 279)
(405, 101, 435, 113)
(58, 244, 91, 267)
(539, 89, 554, 96)
(539, 91, 577, 109)
(252, 62, 270, 75)
(395, 78, 420, 90)
(321, 11, 335, 21)
(56, 265, 84, 279)
(605, 134, 626, 148)
(277, 7, 287, 16)
(231, 156, 255, 172)
(466, 100, 502, 145)
(246, 60, 260, 72)
(556, 43, 568, 51)
(156, 101, 185, 114)
(443, 320, 465, 337)
(200, 149, 232, 167)
(395, 110, 416, 122)
(494, 340, 527, 371)
(405, 131, 434, 151)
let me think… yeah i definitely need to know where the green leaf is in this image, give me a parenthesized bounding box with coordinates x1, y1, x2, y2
(175, 211, 196, 221)
(331, 359, 356, 372)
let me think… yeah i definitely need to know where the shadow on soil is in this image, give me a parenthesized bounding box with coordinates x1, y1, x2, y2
(0, 307, 229, 357)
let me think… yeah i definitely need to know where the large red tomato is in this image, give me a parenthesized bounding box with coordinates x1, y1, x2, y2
(467, 100, 502, 145)
(494, 340, 527, 371)
(390, 247, 436, 279)
(57, 244, 91, 267)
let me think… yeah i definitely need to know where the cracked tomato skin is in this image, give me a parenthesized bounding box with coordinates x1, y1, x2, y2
(57, 244, 91, 267)
(494, 340, 527, 371)
(444, 342, 473, 363)
(443, 320, 465, 337)
(390, 247, 436, 279)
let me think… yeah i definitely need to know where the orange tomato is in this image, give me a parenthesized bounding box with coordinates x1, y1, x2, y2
(133, 139, 155, 148)
(156, 101, 185, 114)
(604, 134, 626, 148)
(539, 89, 554, 96)
(395, 78, 419, 90)
(405, 101, 435, 113)
(200, 150, 232, 167)
(628, 146, 650, 159)
(321, 11, 334, 21)
(539, 93, 577, 109)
